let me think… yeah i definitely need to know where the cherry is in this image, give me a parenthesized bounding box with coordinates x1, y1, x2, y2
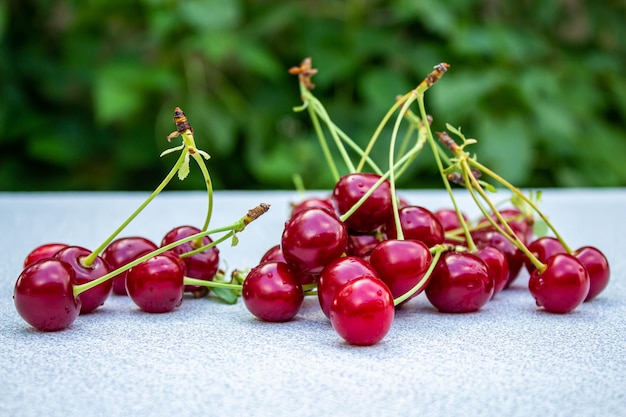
(329, 276, 395, 346)
(23, 243, 68, 267)
(13, 258, 81, 331)
(425, 252, 493, 313)
(241, 261, 304, 322)
(434, 208, 468, 245)
(385, 205, 445, 247)
(524, 236, 566, 275)
(345, 231, 382, 260)
(369, 239, 432, 302)
(317, 256, 380, 318)
(472, 229, 525, 288)
(125, 251, 186, 313)
(102, 236, 159, 295)
(259, 244, 286, 264)
(332, 172, 393, 233)
(280, 207, 348, 277)
(475, 245, 509, 298)
(54, 246, 112, 314)
(161, 225, 220, 293)
(573, 246, 610, 302)
(528, 253, 589, 314)
(290, 196, 334, 217)
(479, 208, 534, 243)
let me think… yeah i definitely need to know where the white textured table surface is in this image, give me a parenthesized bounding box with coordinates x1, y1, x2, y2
(1, 189, 625, 417)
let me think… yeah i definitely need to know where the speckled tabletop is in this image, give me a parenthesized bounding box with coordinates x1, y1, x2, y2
(1, 189, 624, 417)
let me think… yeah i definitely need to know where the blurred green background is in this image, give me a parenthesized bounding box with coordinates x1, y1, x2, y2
(1, 0, 625, 192)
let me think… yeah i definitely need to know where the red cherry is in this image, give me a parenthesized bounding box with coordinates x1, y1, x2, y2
(290, 196, 334, 217)
(434, 209, 468, 245)
(332, 173, 393, 233)
(125, 251, 186, 313)
(369, 239, 432, 301)
(479, 208, 534, 242)
(525, 236, 567, 275)
(102, 236, 158, 295)
(23, 243, 68, 267)
(475, 246, 510, 298)
(425, 252, 493, 313)
(345, 232, 382, 260)
(329, 276, 395, 346)
(161, 225, 220, 293)
(280, 207, 348, 277)
(54, 246, 112, 314)
(573, 246, 610, 302)
(528, 253, 589, 314)
(472, 229, 525, 288)
(259, 244, 286, 264)
(318, 256, 380, 318)
(13, 258, 81, 331)
(242, 261, 304, 322)
(385, 206, 445, 247)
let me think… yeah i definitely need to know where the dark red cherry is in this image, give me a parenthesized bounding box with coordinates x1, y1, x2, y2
(472, 229, 525, 288)
(259, 244, 286, 264)
(290, 196, 334, 217)
(528, 253, 589, 314)
(54, 246, 112, 314)
(329, 276, 395, 346)
(23, 243, 68, 267)
(281, 207, 348, 277)
(332, 173, 393, 233)
(385, 206, 445, 247)
(125, 251, 186, 313)
(345, 232, 382, 260)
(369, 239, 432, 302)
(475, 246, 509, 298)
(102, 236, 158, 295)
(161, 225, 220, 293)
(13, 258, 81, 331)
(435, 209, 469, 245)
(573, 246, 610, 302)
(318, 256, 380, 318)
(479, 208, 534, 242)
(242, 261, 303, 322)
(525, 236, 567, 275)
(425, 252, 493, 313)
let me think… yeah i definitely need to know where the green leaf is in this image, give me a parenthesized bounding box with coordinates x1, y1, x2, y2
(177, 156, 190, 180)
(210, 287, 239, 305)
(533, 219, 548, 238)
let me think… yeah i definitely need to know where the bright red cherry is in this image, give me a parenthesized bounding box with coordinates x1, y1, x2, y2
(573, 246, 610, 302)
(528, 253, 589, 314)
(102, 236, 158, 295)
(525, 236, 567, 275)
(479, 208, 534, 242)
(345, 232, 382, 260)
(434, 208, 468, 245)
(329, 276, 395, 346)
(369, 239, 432, 302)
(475, 246, 509, 298)
(385, 206, 445, 247)
(259, 244, 286, 264)
(242, 261, 304, 322)
(472, 229, 525, 288)
(54, 246, 112, 314)
(332, 173, 393, 233)
(318, 256, 380, 318)
(281, 207, 348, 277)
(161, 225, 220, 293)
(425, 252, 493, 313)
(125, 251, 185, 313)
(290, 196, 334, 217)
(14, 258, 81, 331)
(23, 243, 68, 267)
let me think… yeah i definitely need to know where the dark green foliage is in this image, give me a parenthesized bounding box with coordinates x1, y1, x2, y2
(1, 0, 625, 191)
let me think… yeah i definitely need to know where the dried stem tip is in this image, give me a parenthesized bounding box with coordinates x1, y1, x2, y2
(437, 131, 459, 152)
(424, 63, 450, 88)
(288, 57, 318, 90)
(244, 203, 271, 226)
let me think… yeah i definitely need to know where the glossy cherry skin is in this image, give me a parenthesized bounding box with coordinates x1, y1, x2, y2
(259, 244, 286, 264)
(14, 258, 81, 331)
(332, 173, 393, 233)
(102, 236, 158, 295)
(479, 208, 534, 242)
(54, 246, 112, 314)
(161, 225, 220, 293)
(242, 261, 304, 322)
(472, 229, 525, 288)
(346, 232, 382, 260)
(369, 239, 432, 302)
(125, 251, 185, 313)
(573, 246, 610, 302)
(475, 246, 509, 298)
(528, 253, 589, 314)
(425, 252, 493, 313)
(290, 196, 334, 217)
(281, 207, 348, 277)
(318, 256, 380, 318)
(435, 209, 468, 245)
(524, 236, 567, 275)
(329, 276, 395, 346)
(23, 243, 68, 267)
(385, 206, 445, 248)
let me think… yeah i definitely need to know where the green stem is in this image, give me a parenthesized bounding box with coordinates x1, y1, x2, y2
(304, 94, 340, 182)
(82, 149, 188, 267)
(184, 277, 242, 290)
(181, 130, 213, 232)
(393, 245, 445, 306)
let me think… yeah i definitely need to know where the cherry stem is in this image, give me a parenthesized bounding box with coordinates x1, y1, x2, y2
(73, 203, 270, 298)
(183, 277, 242, 290)
(468, 159, 573, 254)
(393, 244, 445, 306)
(81, 149, 188, 268)
(182, 129, 214, 232)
